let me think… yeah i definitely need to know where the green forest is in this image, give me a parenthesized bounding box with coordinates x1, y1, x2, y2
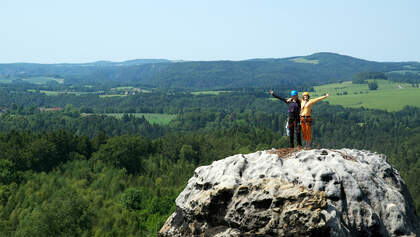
(0, 81, 420, 236)
(0, 54, 420, 236)
(1, 53, 420, 89)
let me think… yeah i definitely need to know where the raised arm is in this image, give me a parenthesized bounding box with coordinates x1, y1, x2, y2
(311, 93, 329, 104)
(270, 90, 288, 103)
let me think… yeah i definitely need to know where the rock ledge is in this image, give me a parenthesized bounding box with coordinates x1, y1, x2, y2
(159, 148, 419, 236)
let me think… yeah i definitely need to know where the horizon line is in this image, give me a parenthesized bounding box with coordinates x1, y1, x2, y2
(1, 52, 420, 65)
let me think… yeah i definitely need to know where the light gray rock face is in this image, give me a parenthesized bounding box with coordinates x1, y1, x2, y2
(159, 149, 420, 236)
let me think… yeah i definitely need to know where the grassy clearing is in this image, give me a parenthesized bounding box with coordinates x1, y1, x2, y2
(323, 89, 420, 111)
(31, 90, 141, 97)
(191, 90, 232, 95)
(110, 87, 151, 93)
(0, 78, 14, 83)
(89, 113, 176, 125)
(38, 91, 132, 97)
(312, 80, 413, 95)
(403, 65, 416, 69)
(0, 76, 64, 84)
(99, 94, 127, 98)
(290, 57, 319, 64)
(23, 77, 64, 84)
(311, 80, 420, 111)
(40, 90, 61, 96)
(38, 90, 95, 96)
(111, 86, 135, 91)
(388, 70, 420, 75)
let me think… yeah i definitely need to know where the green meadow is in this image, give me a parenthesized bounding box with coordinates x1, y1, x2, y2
(191, 90, 232, 95)
(111, 86, 135, 91)
(310, 80, 420, 111)
(0, 76, 64, 84)
(99, 94, 127, 98)
(110, 87, 151, 93)
(95, 113, 176, 125)
(388, 70, 420, 75)
(23, 76, 64, 84)
(0, 78, 14, 83)
(37, 90, 94, 96)
(35, 91, 129, 97)
(290, 57, 319, 64)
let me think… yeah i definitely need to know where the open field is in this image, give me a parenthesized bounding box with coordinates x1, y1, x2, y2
(110, 86, 151, 93)
(111, 86, 135, 91)
(99, 94, 127, 98)
(388, 70, 420, 75)
(310, 80, 420, 111)
(85, 113, 176, 125)
(23, 77, 64, 84)
(0, 78, 14, 83)
(191, 90, 233, 95)
(29, 90, 125, 97)
(40, 90, 62, 96)
(311, 80, 413, 96)
(0, 76, 64, 84)
(290, 57, 319, 64)
(28, 89, 144, 97)
(37, 90, 95, 96)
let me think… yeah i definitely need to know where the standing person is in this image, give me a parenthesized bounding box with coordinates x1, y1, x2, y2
(270, 89, 302, 148)
(300, 92, 329, 148)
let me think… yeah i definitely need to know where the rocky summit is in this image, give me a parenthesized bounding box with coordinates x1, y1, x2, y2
(159, 148, 420, 237)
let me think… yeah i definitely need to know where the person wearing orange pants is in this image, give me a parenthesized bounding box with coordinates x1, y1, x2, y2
(300, 116, 313, 142)
(300, 92, 329, 148)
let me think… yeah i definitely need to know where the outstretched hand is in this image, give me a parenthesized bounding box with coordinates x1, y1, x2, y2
(325, 93, 329, 97)
(270, 90, 274, 95)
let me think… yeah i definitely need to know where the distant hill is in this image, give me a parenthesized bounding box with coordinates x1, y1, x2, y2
(77, 59, 171, 67)
(0, 53, 419, 89)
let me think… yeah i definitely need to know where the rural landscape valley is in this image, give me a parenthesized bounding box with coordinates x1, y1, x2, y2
(0, 53, 420, 235)
(2, 0, 420, 236)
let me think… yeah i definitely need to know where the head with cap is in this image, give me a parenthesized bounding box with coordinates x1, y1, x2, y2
(302, 92, 310, 100)
(290, 90, 298, 100)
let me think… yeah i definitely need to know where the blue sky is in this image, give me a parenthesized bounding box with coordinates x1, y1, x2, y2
(1, 0, 419, 63)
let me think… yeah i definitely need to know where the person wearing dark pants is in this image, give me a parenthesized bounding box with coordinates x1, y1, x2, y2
(270, 90, 302, 148)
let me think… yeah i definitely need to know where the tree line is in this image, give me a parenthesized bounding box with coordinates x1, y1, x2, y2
(1, 88, 420, 235)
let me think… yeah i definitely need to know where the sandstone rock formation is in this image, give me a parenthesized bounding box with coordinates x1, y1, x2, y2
(159, 148, 420, 236)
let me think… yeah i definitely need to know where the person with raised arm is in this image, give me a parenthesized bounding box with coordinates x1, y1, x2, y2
(300, 92, 329, 148)
(270, 89, 302, 148)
